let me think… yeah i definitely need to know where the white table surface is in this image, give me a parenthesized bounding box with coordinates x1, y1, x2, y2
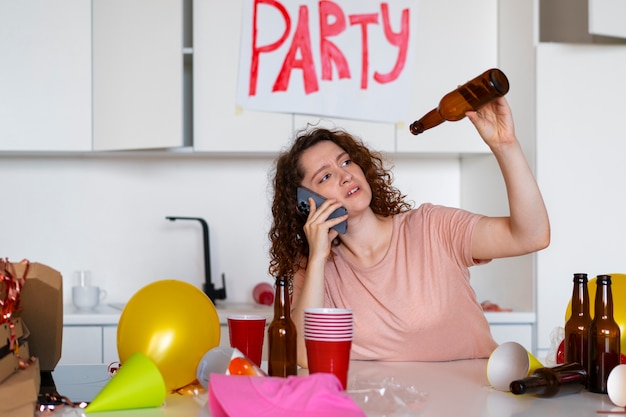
(49, 359, 622, 417)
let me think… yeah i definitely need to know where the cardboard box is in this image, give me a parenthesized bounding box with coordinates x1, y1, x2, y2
(0, 319, 28, 383)
(12, 262, 63, 372)
(0, 318, 26, 350)
(0, 341, 29, 386)
(0, 357, 40, 417)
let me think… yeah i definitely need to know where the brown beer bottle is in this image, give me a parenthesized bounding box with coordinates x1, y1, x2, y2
(564, 273, 591, 373)
(509, 363, 587, 397)
(588, 275, 621, 393)
(409, 68, 510, 135)
(267, 276, 297, 377)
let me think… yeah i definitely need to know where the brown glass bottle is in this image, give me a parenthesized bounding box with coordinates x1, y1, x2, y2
(509, 363, 587, 397)
(564, 273, 591, 374)
(588, 275, 621, 394)
(267, 276, 297, 377)
(409, 68, 510, 135)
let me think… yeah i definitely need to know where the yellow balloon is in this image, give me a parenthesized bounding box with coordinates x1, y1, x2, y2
(565, 273, 626, 356)
(117, 280, 221, 391)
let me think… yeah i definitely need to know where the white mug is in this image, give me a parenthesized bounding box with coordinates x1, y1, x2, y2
(72, 285, 107, 310)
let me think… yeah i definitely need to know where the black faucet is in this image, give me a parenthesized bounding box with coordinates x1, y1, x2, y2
(165, 216, 227, 303)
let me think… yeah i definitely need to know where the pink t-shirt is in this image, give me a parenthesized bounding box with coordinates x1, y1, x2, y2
(292, 203, 498, 361)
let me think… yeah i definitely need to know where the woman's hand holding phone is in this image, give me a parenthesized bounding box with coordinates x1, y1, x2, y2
(297, 187, 348, 234)
(299, 190, 348, 262)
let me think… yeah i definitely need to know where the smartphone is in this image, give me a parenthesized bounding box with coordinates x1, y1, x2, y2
(297, 187, 348, 234)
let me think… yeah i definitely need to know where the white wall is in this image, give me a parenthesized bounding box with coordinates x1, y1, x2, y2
(0, 153, 462, 306)
(0, 0, 536, 330)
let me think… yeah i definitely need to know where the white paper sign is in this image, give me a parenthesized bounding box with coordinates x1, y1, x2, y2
(237, 0, 418, 123)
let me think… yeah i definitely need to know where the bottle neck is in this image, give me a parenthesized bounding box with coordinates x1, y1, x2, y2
(594, 278, 614, 320)
(510, 374, 549, 395)
(409, 108, 445, 135)
(273, 277, 290, 319)
(570, 277, 590, 316)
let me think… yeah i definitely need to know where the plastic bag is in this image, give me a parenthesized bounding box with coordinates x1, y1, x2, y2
(347, 376, 428, 417)
(545, 326, 565, 366)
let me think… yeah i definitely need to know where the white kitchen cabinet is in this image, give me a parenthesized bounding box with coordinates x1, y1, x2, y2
(489, 324, 533, 351)
(395, 0, 496, 155)
(2, 0, 497, 155)
(102, 326, 120, 365)
(292, 116, 396, 153)
(59, 325, 119, 366)
(0, 0, 190, 152)
(347, 0, 497, 155)
(0, 0, 92, 152)
(589, 0, 626, 39)
(486, 312, 536, 352)
(61, 305, 121, 366)
(193, 0, 496, 155)
(192, 0, 293, 153)
(59, 326, 103, 365)
(223, 320, 532, 359)
(61, 308, 530, 364)
(92, 0, 189, 151)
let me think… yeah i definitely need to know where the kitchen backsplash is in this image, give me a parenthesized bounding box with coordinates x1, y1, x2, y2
(1, 153, 488, 306)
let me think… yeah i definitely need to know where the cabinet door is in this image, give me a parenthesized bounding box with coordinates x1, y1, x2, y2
(193, 0, 293, 153)
(489, 324, 533, 352)
(219, 324, 230, 350)
(395, 0, 495, 154)
(93, 0, 186, 151)
(0, 0, 92, 151)
(102, 326, 119, 365)
(589, 0, 626, 39)
(293, 116, 396, 154)
(59, 326, 103, 365)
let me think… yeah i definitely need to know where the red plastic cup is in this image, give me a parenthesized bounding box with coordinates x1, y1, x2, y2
(253, 282, 274, 306)
(305, 338, 352, 390)
(227, 315, 266, 367)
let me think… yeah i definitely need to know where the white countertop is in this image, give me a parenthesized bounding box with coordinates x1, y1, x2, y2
(63, 302, 274, 326)
(51, 359, 619, 417)
(63, 303, 535, 326)
(483, 311, 535, 324)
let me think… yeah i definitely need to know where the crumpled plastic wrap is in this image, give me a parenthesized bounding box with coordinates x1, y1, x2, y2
(545, 326, 565, 366)
(347, 376, 428, 416)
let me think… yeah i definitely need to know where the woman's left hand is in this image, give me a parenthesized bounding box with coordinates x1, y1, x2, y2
(466, 97, 515, 149)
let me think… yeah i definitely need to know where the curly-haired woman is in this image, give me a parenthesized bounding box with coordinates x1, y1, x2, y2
(268, 97, 550, 367)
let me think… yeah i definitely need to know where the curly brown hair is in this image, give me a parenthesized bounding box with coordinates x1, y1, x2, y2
(268, 126, 412, 279)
